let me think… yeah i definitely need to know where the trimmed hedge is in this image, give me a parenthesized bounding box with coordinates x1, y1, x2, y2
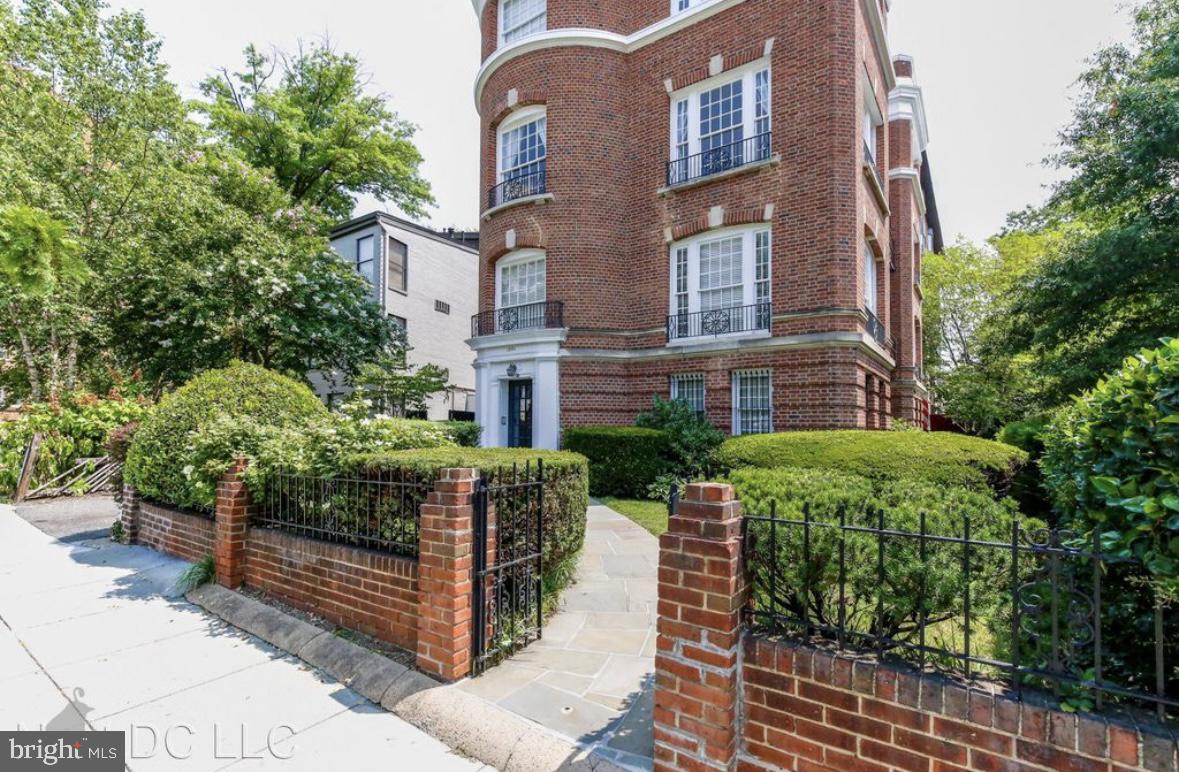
(715, 430, 1027, 498)
(349, 448, 590, 574)
(125, 362, 328, 511)
(562, 426, 672, 498)
(441, 420, 482, 448)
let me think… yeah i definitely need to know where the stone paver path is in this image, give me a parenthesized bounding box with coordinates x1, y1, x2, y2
(456, 501, 658, 770)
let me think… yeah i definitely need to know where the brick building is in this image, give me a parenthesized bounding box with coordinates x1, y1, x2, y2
(468, 0, 942, 449)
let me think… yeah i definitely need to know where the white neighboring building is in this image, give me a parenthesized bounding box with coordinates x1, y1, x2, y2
(315, 213, 480, 421)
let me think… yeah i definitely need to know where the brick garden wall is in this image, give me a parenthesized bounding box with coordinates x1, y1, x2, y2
(741, 637, 1176, 772)
(122, 464, 483, 682)
(654, 483, 1179, 772)
(243, 528, 419, 652)
(136, 501, 215, 565)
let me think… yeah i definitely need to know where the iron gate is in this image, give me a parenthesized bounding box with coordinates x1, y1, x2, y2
(471, 461, 545, 675)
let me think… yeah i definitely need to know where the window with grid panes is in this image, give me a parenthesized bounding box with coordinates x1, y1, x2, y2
(499, 256, 546, 308)
(500, 115, 546, 183)
(500, 0, 545, 45)
(670, 374, 706, 416)
(698, 236, 744, 311)
(732, 370, 772, 435)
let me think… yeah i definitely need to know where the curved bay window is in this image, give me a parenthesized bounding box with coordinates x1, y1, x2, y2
(499, 0, 546, 47)
(490, 108, 547, 209)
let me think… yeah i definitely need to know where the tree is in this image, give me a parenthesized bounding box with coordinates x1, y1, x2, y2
(988, 0, 1179, 406)
(0, 205, 86, 400)
(352, 339, 451, 418)
(200, 42, 434, 223)
(98, 153, 399, 389)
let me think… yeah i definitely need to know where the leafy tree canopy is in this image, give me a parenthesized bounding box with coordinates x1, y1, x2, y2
(200, 42, 434, 223)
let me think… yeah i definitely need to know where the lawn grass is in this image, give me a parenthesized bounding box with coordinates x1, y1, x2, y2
(600, 497, 669, 537)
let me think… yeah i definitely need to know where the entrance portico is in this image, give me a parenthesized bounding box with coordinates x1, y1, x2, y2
(469, 328, 564, 450)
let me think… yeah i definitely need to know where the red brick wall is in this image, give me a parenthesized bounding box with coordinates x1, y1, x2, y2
(741, 636, 1176, 772)
(244, 528, 419, 651)
(476, 0, 907, 430)
(137, 501, 215, 564)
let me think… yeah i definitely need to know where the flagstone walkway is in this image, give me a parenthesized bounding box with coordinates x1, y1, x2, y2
(455, 501, 659, 770)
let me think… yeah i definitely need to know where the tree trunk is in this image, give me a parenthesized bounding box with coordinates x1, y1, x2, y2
(65, 337, 78, 391)
(10, 304, 42, 402)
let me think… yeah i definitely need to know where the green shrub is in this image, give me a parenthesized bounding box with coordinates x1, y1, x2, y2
(635, 396, 725, 479)
(729, 466, 1030, 669)
(350, 448, 589, 580)
(124, 362, 328, 511)
(563, 426, 672, 498)
(440, 421, 481, 447)
(0, 392, 149, 496)
(1035, 342, 1179, 704)
(715, 430, 1028, 498)
(996, 418, 1053, 518)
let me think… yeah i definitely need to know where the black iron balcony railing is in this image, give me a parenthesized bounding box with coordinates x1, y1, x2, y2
(865, 308, 888, 348)
(864, 140, 885, 192)
(488, 168, 547, 210)
(667, 132, 773, 187)
(667, 302, 772, 342)
(471, 300, 564, 337)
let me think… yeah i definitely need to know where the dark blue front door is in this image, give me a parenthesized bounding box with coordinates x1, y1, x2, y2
(507, 380, 533, 448)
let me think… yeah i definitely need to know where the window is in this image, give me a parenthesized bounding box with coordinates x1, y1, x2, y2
(391, 315, 407, 333)
(435, 300, 451, 315)
(672, 0, 706, 12)
(388, 238, 407, 293)
(356, 235, 376, 285)
(667, 227, 772, 340)
(670, 374, 706, 416)
(498, 253, 546, 308)
(863, 84, 882, 167)
(500, 114, 546, 183)
(863, 244, 878, 315)
(732, 370, 772, 436)
(500, 0, 546, 46)
(669, 64, 771, 184)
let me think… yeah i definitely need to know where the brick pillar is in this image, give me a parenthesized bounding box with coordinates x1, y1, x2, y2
(655, 483, 746, 771)
(214, 458, 252, 589)
(120, 484, 141, 543)
(416, 468, 478, 681)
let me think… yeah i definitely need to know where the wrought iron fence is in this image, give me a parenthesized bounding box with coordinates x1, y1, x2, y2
(667, 132, 773, 187)
(471, 300, 564, 337)
(472, 461, 545, 675)
(742, 502, 1178, 721)
(667, 302, 772, 342)
(256, 468, 434, 558)
(488, 169, 546, 210)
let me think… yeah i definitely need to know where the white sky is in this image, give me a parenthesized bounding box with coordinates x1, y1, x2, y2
(109, 0, 1134, 244)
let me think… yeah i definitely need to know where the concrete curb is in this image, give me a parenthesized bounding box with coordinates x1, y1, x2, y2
(186, 584, 631, 771)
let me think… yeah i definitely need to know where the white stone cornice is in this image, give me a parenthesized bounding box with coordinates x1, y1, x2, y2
(888, 167, 927, 216)
(888, 79, 930, 162)
(474, 0, 747, 107)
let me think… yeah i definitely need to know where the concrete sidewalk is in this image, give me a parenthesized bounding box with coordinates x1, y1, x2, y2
(0, 503, 486, 771)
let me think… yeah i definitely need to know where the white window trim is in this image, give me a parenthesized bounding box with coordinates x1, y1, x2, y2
(864, 243, 880, 315)
(671, 0, 702, 14)
(499, 0, 546, 48)
(731, 369, 773, 436)
(668, 59, 771, 164)
(667, 225, 772, 319)
(497, 106, 547, 182)
(495, 249, 546, 310)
